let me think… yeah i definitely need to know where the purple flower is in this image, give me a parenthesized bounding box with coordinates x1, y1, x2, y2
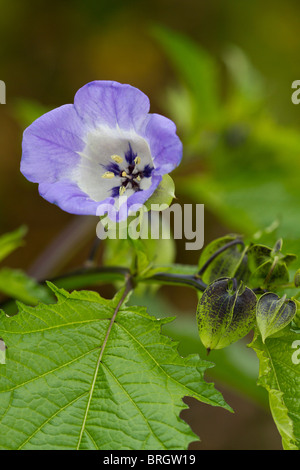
(21, 81, 182, 219)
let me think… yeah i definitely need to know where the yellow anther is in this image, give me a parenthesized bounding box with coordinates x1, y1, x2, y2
(102, 171, 115, 179)
(121, 171, 128, 177)
(111, 154, 123, 164)
(134, 156, 141, 165)
(119, 186, 126, 196)
(136, 175, 141, 182)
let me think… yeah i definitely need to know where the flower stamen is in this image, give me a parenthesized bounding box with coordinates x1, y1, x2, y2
(102, 171, 115, 179)
(111, 154, 123, 164)
(119, 186, 126, 196)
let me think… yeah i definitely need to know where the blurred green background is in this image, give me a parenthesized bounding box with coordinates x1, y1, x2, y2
(1, 0, 300, 450)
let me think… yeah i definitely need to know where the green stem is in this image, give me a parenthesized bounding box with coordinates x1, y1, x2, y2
(76, 274, 133, 449)
(48, 266, 207, 293)
(140, 272, 207, 291)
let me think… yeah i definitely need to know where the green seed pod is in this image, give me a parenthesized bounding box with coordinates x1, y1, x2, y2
(247, 240, 297, 289)
(256, 292, 297, 343)
(196, 277, 257, 352)
(198, 234, 249, 285)
(294, 269, 300, 288)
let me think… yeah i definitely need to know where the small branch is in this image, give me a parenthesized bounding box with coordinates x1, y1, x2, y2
(0, 266, 207, 313)
(48, 266, 130, 285)
(141, 272, 207, 292)
(46, 266, 207, 292)
(84, 237, 102, 268)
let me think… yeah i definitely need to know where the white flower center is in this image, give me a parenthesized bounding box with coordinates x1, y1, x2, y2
(74, 125, 154, 202)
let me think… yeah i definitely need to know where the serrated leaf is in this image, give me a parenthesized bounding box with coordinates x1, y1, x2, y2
(250, 328, 300, 449)
(0, 284, 230, 450)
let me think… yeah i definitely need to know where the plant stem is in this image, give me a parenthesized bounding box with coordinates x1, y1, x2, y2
(76, 274, 133, 449)
(141, 272, 207, 291)
(264, 255, 279, 286)
(48, 266, 207, 292)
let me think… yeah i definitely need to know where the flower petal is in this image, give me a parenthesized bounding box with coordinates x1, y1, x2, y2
(21, 104, 85, 184)
(96, 174, 162, 222)
(140, 113, 183, 174)
(74, 81, 150, 131)
(38, 180, 110, 216)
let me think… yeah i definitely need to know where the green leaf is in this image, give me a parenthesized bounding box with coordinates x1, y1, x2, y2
(0, 226, 27, 263)
(0, 284, 230, 450)
(0, 338, 6, 364)
(250, 328, 300, 449)
(129, 290, 267, 408)
(152, 25, 219, 126)
(12, 98, 51, 128)
(222, 44, 264, 102)
(144, 174, 175, 211)
(103, 210, 176, 279)
(0, 268, 53, 305)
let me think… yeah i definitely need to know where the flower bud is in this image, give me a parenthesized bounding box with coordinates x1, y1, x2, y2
(197, 277, 257, 351)
(256, 292, 296, 342)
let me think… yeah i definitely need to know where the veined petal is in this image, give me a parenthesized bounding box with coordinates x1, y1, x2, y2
(21, 104, 85, 184)
(74, 81, 150, 131)
(139, 113, 183, 174)
(39, 180, 108, 216)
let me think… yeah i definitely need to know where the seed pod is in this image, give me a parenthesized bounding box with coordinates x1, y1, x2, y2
(197, 277, 257, 351)
(198, 235, 248, 285)
(294, 269, 300, 288)
(256, 292, 296, 342)
(247, 240, 297, 289)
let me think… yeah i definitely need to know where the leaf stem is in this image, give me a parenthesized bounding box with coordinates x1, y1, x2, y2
(76, 274, 133, 449)
(98, 276, 134, 363)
